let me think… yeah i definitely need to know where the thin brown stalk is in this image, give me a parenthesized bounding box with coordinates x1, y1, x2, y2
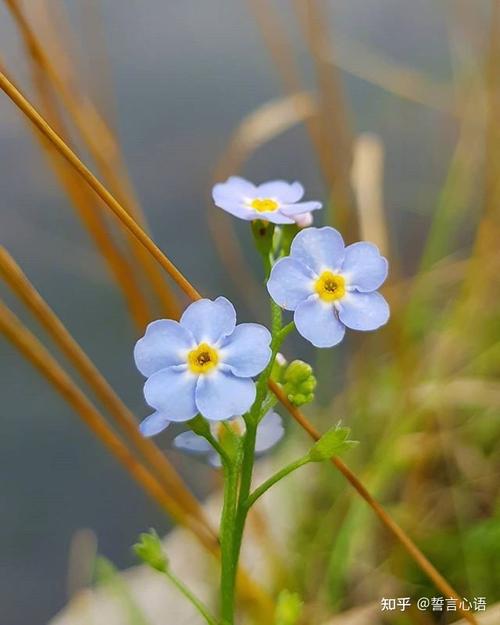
(267, 379, 478, 625)
(0, 246, 205, 524)
(0, 300, 214, 549)
(0, 71, 202, 303)
(5, 0, 180, 319)
(0, 60, 152, 329)
(0, 68, 473, 622)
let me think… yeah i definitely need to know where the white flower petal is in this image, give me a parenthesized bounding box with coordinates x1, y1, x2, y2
(256, 180, 304, 203)
(139, 412, 170, 437)
(342, 242, 388, 292)
(294, 295, 346, 348)
(195, 369, 256, 421)
(173, 431, 212, 453)
(267, 257, 315, 311)
(338, 291, 390, 331)
(134, 319, 194, 377)
(180, 297, 236, 344)
(143, 366, 198, 422)
(220, 323, 271, 377)
(256, 411, 284, 453)
(290, 227, 345, 274)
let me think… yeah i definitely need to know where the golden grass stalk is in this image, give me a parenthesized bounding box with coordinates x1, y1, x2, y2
(0, 62, 152, 329)
(0, 299, 214, 549)
(4, 0, 180, 320)
(0, 71, 201, 303)
(267, 380, 478, 625)
(351, 134, 389, 256)
(0, 65, 475, 624)
(0, 246, 205, 525)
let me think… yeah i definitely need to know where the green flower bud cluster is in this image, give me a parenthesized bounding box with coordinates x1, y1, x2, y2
(133, 529, 168, 573)
(283, 360, 316, 406)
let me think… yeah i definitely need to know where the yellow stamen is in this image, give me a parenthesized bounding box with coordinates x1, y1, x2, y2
(314, 270, 346, 302)
(250, 198, 279, 213)
(187, 343, 219, 374)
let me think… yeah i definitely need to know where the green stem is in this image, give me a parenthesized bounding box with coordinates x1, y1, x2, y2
(219, 461, 240, 624)
(163, 569, 219, 625)
(244, 456, 310, 510)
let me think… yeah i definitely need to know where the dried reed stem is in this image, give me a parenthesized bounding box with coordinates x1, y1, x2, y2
(268, 379, 478, 625)
(0, 71, 201, 303)
(0, 64, 474, 623)
(0, 246, 206, 525)
(4, 0, 180, 319)
(0, 300, 214, 549)
(0, 62, 151, 328)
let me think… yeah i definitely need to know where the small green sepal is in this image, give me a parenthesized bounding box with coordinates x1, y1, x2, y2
(133, 529, 168, 573)
(308, 423, 358, 462)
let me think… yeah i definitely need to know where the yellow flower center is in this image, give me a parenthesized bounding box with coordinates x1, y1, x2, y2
(314, 270, 346, 302)
(250, 198, 279, 213)
(187, 342, 219, 374)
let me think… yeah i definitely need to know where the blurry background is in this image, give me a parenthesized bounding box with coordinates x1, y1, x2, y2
(0, 1, 498, 624)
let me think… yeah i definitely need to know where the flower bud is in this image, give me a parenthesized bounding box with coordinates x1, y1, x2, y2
(133, 529, 168, 573)
(275, 589, 303, 625)
(283, 360, 316, 406)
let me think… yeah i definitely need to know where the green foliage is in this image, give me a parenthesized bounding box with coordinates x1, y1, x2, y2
(283, 360, 317, 406)
(133, 529, 168, 573)
(275, 589, 303, 625)
(308, 424, 358, 462)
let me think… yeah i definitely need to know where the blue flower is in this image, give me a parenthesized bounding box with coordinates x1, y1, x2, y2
(212, 176, 322, 225)
(173, 411, 284, 467)
(134, 297, 272, 429)
(267, 227, 389, 348)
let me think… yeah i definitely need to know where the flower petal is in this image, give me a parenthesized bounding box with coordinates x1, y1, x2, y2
(256, 410, 284, 453)
(212, 176, 257, 202)
(267, 257, 315, 311)
(260, 210, 296, 225)
(134, 319, 194, 377)
(143, 366, 198, 422)
(214, 200, 256, 221)
(139, 412, 170, 437)
(220, 323, 271, 377)
(294, 295, 346, 347)
(342, 242, 388, 292)
(256, 180, 304, 203)
(338, 291, 390, 331)
(290, 226, 345, 274)
(180, 297, 236, 344)
(173, 431, 212, 453)
(195, 369, 256, 421)
(280, 201, 322, 216)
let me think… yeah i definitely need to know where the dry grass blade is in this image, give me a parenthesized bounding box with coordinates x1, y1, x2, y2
(0, 246, 206, 525)
(0, 71, 201, 303)
(267, 379, 478, 625)
(0, 61, 152, 329)
(4, 0, 180, 319)
(0, 299, 214, 549)
(351, 134, 389, 256)
(0, 66, 474, 623)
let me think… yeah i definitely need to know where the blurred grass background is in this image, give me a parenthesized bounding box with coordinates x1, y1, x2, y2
(0, 1, 499, 624)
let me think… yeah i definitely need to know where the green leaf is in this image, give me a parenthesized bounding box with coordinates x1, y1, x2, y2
(133, 529, 168, 573)
(308, 424, 358, 462)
